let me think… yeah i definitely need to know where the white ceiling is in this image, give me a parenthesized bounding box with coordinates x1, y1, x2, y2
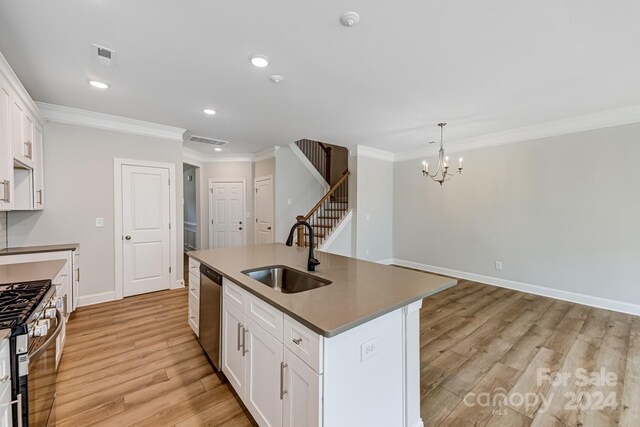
(1, 1, 640, 155)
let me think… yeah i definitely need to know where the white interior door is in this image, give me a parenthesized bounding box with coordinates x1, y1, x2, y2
(210, 180, 246, 248)
(255, 176, 274, 244)
(122, 164, 171, 297)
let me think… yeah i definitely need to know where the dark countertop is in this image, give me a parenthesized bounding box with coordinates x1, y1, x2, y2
(0, 243, 79, 256)
(0, 259, 66, 284)
(188, 244, 456, 337)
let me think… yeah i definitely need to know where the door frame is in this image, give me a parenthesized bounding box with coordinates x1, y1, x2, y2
(254, 175, 274, 244)
(208, 178, 247, 248)
(114, 158, 177, 300)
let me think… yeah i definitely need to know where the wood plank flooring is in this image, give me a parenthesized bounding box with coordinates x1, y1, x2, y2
(52, 275, 639, 426)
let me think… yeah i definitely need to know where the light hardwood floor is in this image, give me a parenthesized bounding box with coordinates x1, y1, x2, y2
(52, 277, 638, 426)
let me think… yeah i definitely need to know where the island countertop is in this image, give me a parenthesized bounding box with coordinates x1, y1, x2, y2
(188, 244, 456, 337)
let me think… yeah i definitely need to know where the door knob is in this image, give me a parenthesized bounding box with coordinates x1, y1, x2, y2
(267, 227, 272, 230)
(125, 235, 131, 240)
(239, 227, 243, 230)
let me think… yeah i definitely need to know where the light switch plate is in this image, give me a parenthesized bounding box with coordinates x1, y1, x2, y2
(95, 217, 104, 227)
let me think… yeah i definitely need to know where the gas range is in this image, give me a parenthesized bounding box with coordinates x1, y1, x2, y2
(0, 280, 53, 332)
(0, 279, 59, 427)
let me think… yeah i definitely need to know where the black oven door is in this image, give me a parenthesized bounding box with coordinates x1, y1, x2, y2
(26, 310, 62, 427)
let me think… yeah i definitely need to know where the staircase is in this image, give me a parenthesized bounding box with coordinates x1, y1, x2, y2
(295, 139, 333, 183)
(295, 170, 350, 248)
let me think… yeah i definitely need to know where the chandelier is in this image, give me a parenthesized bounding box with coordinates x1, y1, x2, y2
(421, 122, 463, 185)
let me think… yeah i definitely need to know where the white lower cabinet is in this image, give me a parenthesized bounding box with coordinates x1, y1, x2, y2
(222, 279, 321, 427)
(283, 347, 322, 427)
(0, 337, 12, 427)
(187, 257, 200, 336)
(245, 317, 284, 426)
(222, 302, 246, 394)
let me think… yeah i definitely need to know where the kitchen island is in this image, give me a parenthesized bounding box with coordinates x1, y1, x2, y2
(188, 244, 456, 427)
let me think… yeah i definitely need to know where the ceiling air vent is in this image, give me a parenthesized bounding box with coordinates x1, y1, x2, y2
(92, 44, 117, 66)
(187, 135, 229, 147)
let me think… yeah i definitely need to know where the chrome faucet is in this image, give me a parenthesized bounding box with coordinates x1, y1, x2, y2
(285, 220, 320, 272)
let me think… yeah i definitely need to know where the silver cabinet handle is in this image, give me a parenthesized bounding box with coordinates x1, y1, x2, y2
(1, 180, 10, 203)
(242, 327, 248, 356)
(292, 338, 302, 345)
(237, 323, 243, 351)
(76, 268, 80, 282)
(37, 189, 43, 204)
(0, 393, 23, 427)
(280, 362, 288, 400)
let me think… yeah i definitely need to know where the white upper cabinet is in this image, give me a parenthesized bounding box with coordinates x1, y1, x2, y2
(0, 52, 45, 211)
(0, 76, 12, 210)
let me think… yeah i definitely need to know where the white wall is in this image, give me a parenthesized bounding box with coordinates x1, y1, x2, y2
(393, 123, 640, 307)
(8, 122, 184, 301)
(355, 147, 394, 261)
(274, 145, 326, 242)
(319, 211, 353, 257)
(254, 157, 275, 178)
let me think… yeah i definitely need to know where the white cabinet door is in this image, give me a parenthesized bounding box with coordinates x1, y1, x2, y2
(245, 318, 284, 427)
(33, 123, 44, 210)
(0, 79, 11, 211)
(222, 302, 246, 396)
(72, 251, 80, 311)
(10, 98, 24, 163)
(283, 348, 322, 427)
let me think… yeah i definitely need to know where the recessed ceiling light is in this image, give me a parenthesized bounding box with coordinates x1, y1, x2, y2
(88, 80, 109, 89)
(249, 54, 269, 68)
(214, 147, 222, 152)
(203, 109, 216, 115)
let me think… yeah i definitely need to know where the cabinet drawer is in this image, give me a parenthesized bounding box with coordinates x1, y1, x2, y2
(284, 315, 323, 374)
(188, 257, 200, 274)
(188, 272, 200, 299)
(0, 339, 9, 382)
(0, 382, 11, 427)
(247, 293, 283, 342)
(188, 294, 199, 336)
(223, 279, 246, 310)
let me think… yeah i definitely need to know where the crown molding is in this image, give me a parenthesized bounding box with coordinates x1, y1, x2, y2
(356, 145, 395, 162)
(182, 146, 254, 163)
(0, 51, 45, 124)
(36, 102, 187, 142)
(393, 104, 640, 162)
(254, 146, 280, 162)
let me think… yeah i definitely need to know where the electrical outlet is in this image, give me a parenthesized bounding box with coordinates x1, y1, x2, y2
(287, 199, 292, 206)
(95, 217, 104, 227)
(365, 249, 370, 256)
(361, 337, 378, 362)
(365, 213, 371, 221)
(495, 261, 503, 270)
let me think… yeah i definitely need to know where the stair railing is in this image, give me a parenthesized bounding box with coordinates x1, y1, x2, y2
(295, 139, 333, 183)
(296, 170, 350, 247)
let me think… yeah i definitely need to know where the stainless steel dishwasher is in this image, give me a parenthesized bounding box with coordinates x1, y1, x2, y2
(199, 264, 222, 370)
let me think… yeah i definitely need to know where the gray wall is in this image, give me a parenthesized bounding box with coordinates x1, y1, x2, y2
(393, 123, 640, 305)
(355, 150, 393, 261)
(183, 165, 197, 224)
(274, 145, 326, 242)
(254, 157, 275, 179)
(8, 122, 184, 300)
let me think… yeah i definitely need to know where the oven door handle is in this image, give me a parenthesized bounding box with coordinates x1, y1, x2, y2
(29, 310, 63, 361)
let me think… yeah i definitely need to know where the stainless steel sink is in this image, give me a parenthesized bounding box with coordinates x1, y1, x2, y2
(241, 265, 332, 293)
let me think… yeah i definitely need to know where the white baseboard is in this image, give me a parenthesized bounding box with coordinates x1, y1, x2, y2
(391, 259, 640, 316)
(173, 279, 185, 289)
(77, 291, 116, 307)
(375, 258, 394, 265)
